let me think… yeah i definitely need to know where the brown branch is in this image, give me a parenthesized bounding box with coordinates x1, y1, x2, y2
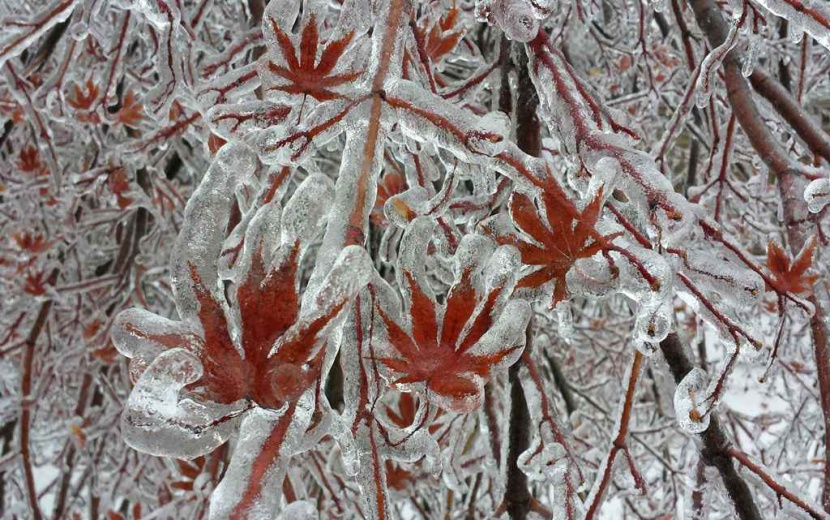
(484, 380, 502, 466)
(584, 351, 644, 519)
(660, 333, 762, 520)
(729, 448, 828, 519)
(749, 69, 830, 165)
(51, 373, 92, 520)
(542, 350, 577, 417)
(20, 268, 60, 520)
(504, 322, 533, 519)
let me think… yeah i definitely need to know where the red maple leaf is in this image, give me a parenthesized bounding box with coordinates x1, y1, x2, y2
(107, 167, 134, 208)
(120, 235, 335, 408)
(23, 270, 49, 296)
(418, 5, 464, 63)
(264, 14, 362, 101)
(116, 90, 144, 128)
(114, 172, 366, 410)
(68, 78, 99, 110)
(13, 231, 50, 254)
(766, 237, 820, 295)
(374, 222, 529, 413)
(68, 78, 101, 123)
(18, 146, 45, 175)
(488, 184, 620, 305)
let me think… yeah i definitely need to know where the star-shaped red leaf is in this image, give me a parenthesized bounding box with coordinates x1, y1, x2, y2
(489, 184, 620, 306)
(767, 237, 819, 295)
(264, 14, 362, 101)
(374, 222, 529, 413)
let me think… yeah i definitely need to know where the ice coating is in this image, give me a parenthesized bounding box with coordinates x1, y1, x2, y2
(207, 101, 293, 140)
(749, 0, 830, 51)
(275, 501, 319, 520)
(682, 252, 764, 309)
(170, 143, 257, 323)
(280, 173, 334, 247)
(121, 349, 247, 460)
(389, 80, 509, 162)
(694, 20, 739, 108)
(0, 0, 80, 69)
(208, 393, 314, 520)
(112, 308, 201, 375)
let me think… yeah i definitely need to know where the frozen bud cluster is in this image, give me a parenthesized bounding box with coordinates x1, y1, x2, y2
(475, 0, 543, 42)
(674, 368, 711, 434)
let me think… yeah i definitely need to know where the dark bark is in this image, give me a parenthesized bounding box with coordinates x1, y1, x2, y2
(505, 353, 532, 519)
(503, 49, 540, 520)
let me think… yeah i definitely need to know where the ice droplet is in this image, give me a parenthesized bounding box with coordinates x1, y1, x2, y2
(634, 299, 671, 346)
(673, 368, 711, 434)
(475, 0, 541, 40)
(805, 177, 830, 213)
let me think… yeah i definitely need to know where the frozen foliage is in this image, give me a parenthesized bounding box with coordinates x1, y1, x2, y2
(2, 0, 829, 519)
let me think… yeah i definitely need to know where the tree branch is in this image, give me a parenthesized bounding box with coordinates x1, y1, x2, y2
(749, 69, 830, 165)
(685, 0, 830, 509)
(20, 268, 59, 520)
(660, 333, 762, 520)
(503, 48, 540, 519)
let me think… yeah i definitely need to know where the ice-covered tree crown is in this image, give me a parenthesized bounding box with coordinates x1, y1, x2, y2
(2, 0, 830, 518)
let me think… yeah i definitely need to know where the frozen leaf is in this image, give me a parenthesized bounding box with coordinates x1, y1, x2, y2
(374, 218, 530, 413)
(260, 13, 363, 101)
(115, 151, 370, 464)
(766, 237, 819, 295)
(486, 183, 621, 306)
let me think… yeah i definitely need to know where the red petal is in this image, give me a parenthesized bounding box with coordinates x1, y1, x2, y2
(440, 266, 477, 349)
(404, 270, 439, 351)
(790, 237, 817, 278)
(377, 306, 420, 361)
(461, 345, 523, 377)
(510, 192, 553, 247)
(457, 282, 504, 353)
(429, 374, 481, 413)
(188, 263, 248, 403)
(270, 17, 299, 71)
(317, 31, 354, 75)
(299, 14, 319, 71)
(238, 243, 301, 367)
(516, 266, 555, 290)
(766, 240, 790, 276)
